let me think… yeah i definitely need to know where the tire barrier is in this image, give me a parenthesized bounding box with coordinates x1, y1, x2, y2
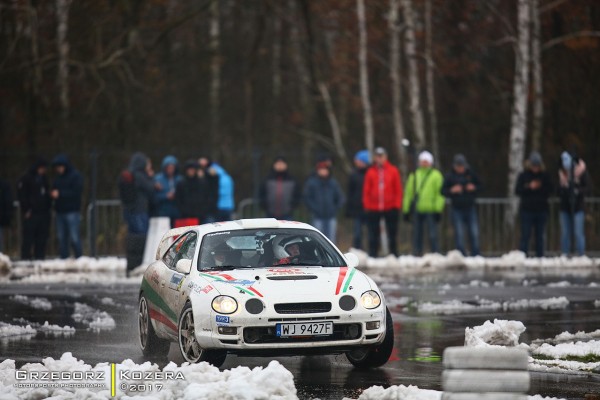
(442, 346, 529, 400)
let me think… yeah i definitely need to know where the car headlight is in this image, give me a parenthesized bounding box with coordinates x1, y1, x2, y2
(212, 296, 238, 314)
(360, 291, 381, 309)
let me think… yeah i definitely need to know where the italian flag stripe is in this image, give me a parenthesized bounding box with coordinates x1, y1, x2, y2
(335, 267, 348, 295)
(342, 267, 357, 293)
(141, 278, 178, 323)
(149, 306, 178, 332)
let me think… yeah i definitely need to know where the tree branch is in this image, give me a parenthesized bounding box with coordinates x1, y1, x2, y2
(542, 31, 600, 51)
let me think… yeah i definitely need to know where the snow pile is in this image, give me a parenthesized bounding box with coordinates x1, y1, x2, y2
(503, 296, 569, 311)
(353, 248, 600, 274)
(343, 384, 441, 400)
(417, 297, 569, 315)
(9, 256, 130, 283)
(465, 319, 527, 348)
(71, 302, 116, 331)
(38, 321, 76, 335)
(9, 294, 53, 311)
(0, 252, 10, 273)
(531, 329, 600, 347)
(533, 340, 600, 360)
(0, 322, 36, 338)
(100, 297, 115, 306)
(0, 352, 297, 399)
(595, 300, 600, 308)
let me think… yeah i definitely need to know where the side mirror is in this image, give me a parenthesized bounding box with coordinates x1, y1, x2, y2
(175, 259, 193, 274)
(344, 252, 360, 268)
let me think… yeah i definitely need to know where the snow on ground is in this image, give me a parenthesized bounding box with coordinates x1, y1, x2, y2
(100, 297, 116, 306)
(417, 296, 569, 315)
(352, 249, 600, 274)
(0, 352, 297, 400)
(343, 385, 441, 400)
(9, 294, 52, 310)
(71, 302, 116, 331)
(465, 320, 600, 375)
(0, 252, 11, 273)
(0, 322, 36, 338)
(38, 321, 76, 335)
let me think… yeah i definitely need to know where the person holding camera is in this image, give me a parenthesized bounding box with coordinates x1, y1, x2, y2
(403, 151, 445, 256)
(558, 151, 589, 256)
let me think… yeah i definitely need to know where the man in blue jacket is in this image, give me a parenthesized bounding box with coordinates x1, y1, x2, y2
(303, 162, 345, 243)
(154, 155, 182, 226)
(199, 157, 234, 222)
(51, 154, 84, 259)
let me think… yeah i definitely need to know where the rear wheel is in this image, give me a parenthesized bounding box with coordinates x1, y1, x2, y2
(178, 302, 227, 367)
(346, 307, 394, 368)
(138, 294, 170, 358)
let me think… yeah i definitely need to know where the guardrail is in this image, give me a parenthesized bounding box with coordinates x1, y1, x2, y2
(2, 197, 599, 258)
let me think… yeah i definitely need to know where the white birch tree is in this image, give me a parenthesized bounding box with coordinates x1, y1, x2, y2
(425, 0, 439, 162)
(389, 0, 407, 176)
(209, 0, 220, 156)
(56, 0, 72, 120)
(357, 0, 375, 153)
(506, 0, 532, 227)
(401, 0, 426, 150)
(530, 0, 543, 151)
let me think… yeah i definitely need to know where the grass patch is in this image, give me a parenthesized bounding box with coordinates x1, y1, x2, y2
(533, 353, 600, 363)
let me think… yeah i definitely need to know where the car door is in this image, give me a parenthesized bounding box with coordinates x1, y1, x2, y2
(162, 232, 198, 324)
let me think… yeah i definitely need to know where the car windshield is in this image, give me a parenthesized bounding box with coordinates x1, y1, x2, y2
(198, 228, 346, 271)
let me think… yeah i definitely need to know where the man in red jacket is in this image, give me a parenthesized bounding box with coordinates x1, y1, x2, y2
(362, 147, 403, 257)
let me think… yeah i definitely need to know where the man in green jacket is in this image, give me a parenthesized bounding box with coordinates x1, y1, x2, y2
(403, 151, 445, 255)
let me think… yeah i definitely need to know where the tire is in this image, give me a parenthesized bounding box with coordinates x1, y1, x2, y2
(138, 294, 170, 358)
(178, 302, 227, 367)
(346, 307, 394, 368)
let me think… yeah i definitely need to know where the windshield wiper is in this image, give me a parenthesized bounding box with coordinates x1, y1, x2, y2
(206, 265, 239, 271)
(271, 263, 323, 268)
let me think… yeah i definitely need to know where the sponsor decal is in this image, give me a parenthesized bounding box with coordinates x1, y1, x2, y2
(199, 273, 264, 298)
(215, 315, 230, 324)
(201, 285, 214, 294)
(266, 268, 305, 275)
(206, 231, 230, 236)
(215, 279, 255, 286)
(188, 282, 214, 295)
(150, 270, 160, 285)
(168, 274, 184, 290)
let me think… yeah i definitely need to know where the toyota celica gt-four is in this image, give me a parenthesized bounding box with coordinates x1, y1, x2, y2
(138, 218, 393, 368)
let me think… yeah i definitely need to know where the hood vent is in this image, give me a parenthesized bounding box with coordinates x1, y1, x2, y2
(267, 275, 318, 281)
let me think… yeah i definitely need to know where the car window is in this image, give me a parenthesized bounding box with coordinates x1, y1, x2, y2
(198, 228, 345, 270)
(163, 232, 197, 270)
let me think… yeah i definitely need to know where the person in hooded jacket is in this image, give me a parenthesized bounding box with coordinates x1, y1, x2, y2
(50, 154, 84, 259)
(557, 151, 589, 256)
(199, 157, 233, 222)
(259, 156, 301, 220)
(17, 158, 52, 260)
(442, 154, 482, 256)
(154, 155, 182, 226)
(515, 151, 553, 257)
(346, 150, 370, 250)
(120, 152, 156, 235)
(303, 162, 345, 243)
(176, 160, 213, 224)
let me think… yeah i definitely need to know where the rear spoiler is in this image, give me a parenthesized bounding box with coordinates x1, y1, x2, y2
(155, 227, 195, 260)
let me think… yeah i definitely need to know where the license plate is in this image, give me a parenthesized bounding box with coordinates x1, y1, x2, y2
(276, 322, 333, 337)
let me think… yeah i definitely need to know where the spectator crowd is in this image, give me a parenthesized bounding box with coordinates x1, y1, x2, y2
(0, 147, 592, 264)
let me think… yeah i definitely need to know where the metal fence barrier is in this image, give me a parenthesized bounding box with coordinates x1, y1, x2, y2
(2, 198, 599, 258)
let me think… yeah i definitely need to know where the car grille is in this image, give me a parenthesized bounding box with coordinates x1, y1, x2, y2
(274, 302, 332, 314)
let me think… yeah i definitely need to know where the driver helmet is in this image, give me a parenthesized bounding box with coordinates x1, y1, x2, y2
(210, 241, 231, 266)
(273, 236, 303, 259)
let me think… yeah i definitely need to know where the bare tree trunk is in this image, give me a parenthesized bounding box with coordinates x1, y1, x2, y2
(357, 0, 375, 153)
(530, 0, 543, 151)
(506, 0, 532, 228)
(425, 0, 439, 163)
(271, 6, 282, 144)
(389, 0, 407, 176)
(317, 82, 352, 173)
(209, 0, 221, 158)
(56, 0, 72, 121)
(401, 0, 426, 150)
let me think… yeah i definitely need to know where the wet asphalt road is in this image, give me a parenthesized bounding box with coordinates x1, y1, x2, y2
(1, 269, 600, 400)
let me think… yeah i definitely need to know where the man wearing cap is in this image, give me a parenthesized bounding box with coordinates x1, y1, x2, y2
(50, 154, 84, 259)
(403, 151, 445, 256)
(346, 150, 370, 249)
(442, 154, 482, 256)
(515, 151, 553, 257)
(17, 158, 52, 260)
(362, 147, 403, 257)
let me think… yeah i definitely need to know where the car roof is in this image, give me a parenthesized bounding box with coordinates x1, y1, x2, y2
(189, 218, 318, 236)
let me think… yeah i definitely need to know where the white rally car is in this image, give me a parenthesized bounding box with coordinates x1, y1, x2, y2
(138, 218, 393, 368)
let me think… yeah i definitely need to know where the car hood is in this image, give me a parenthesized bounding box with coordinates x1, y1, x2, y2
(197, 266, 371, 301)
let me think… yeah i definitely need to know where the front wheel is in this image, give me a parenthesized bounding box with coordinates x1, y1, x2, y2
(178, 302, 227, 367)
(138, 294, 170, 358)
(346, 307, 394, 368)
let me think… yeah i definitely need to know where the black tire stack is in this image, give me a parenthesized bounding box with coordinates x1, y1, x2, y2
(442, 347, 530, 400)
